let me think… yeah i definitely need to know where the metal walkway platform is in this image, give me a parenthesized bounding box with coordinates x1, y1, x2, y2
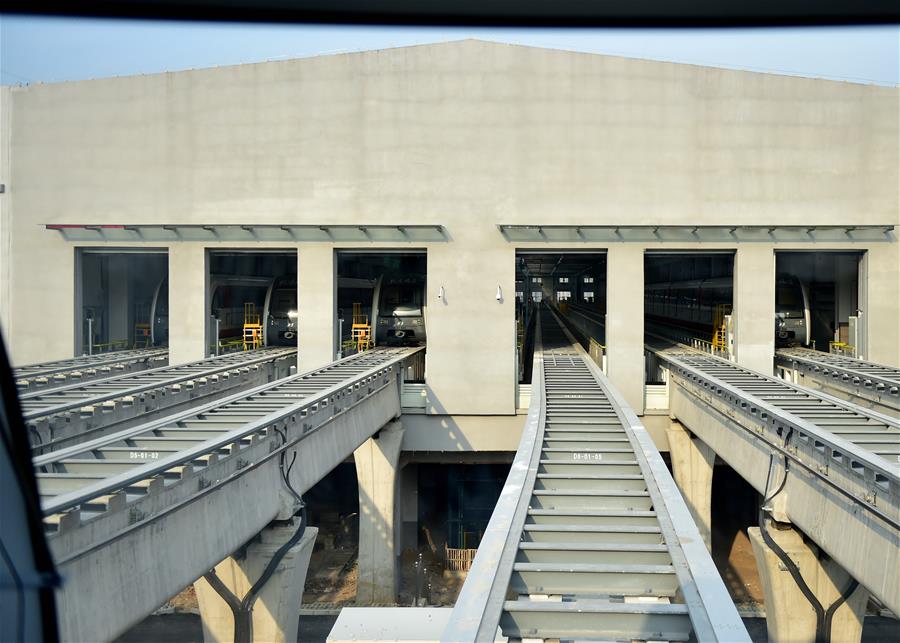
(775, 347, 900, 418)
(657, 349, 900, 614)
(14, 347, 168, 392)
(444, 307, 748, 642)
(35, 346, 422, 643)
(23, 347, 297, 453)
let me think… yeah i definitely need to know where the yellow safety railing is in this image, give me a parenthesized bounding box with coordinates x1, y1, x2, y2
(242, 302, 263, 351)
(350, 302, 373, 352)
(829, 341, 856, 357)
(712, 303, 732, 352)
(589, 338, 606, 370)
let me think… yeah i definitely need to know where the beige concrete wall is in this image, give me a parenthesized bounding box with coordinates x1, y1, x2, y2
(734, 246, 777, 373)
(0, 86, 11, 343)
(298, 246, 335, 369)
(863, 243, 900, 366)
(168, 245, 206, 364)
(4, 40, 898, 412)
(606, 246, 645, 412)
(425, 240, 516, 414)
(400, 414, 524, 451)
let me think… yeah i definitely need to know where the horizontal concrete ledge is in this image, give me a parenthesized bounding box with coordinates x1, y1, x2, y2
(399, 414, 524, 452)
(46, 223, 448, 243)
(499, 224, 897, 244)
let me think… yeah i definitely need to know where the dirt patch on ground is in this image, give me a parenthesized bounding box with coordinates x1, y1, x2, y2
(166, 586, 198, 612)
(303, 547, 359, 605)
(713, 524, 765, 609)
(397, 548, 465, 607)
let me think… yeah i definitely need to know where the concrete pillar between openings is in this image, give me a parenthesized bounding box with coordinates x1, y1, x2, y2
(194, 520, 318, 643)
(665, 421, 715, 550)
(168, 245, 207, 364)
(748, 523, 868, 643)
(297, 246, 334, 370)
(354, 420, 404, 604)
(605, 245, 645, 413)
(734, 246, 776, 374)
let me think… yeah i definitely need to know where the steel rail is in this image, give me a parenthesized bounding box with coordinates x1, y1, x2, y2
(38, 347, 420, 520)
(20, 347, 295, 418)
(443, 306, 748, 642)
(14, 348, 168, 390)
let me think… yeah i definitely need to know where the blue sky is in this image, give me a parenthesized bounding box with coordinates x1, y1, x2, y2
(1, 15, 898, 86)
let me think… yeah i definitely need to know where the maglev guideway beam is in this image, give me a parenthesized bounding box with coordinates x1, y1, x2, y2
(442, 305, 748, 642)
(34, 346, 423, 643)
(658, 349, 900, 615)
(14, 347, 169, 391)
(22, 347, 298, 452)
(775, 347, 900, 418)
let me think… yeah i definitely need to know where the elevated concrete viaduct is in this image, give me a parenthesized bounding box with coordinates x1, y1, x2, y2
(37, 348, 420, 642)
(658, 350, 899, 641)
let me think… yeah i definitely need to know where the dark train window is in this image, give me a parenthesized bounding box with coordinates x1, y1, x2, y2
(777, 285, 800, 308)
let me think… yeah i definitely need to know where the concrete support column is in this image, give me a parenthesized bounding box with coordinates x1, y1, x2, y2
(168, 245, 206, 364)
(734, 246, 775, 374)
(605, 245, 644, 413)
(354, 420, 404, 604)
(749, 523, 868, 643)
(298, 246, 334, 370)
(194, 519, 318, 643)
(665, 421, 715, 550)
(107, 254, 130, 345)
(860, 245, 899, 366)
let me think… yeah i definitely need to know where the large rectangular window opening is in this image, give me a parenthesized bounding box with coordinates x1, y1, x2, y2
(644, 252, 735, 351)
(775, 251, 864, 353)
(206, 249, 297, 355)
(75, 249, 168, 355)
(515, 251, 607, 383)
(335, 251, 427, 357)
